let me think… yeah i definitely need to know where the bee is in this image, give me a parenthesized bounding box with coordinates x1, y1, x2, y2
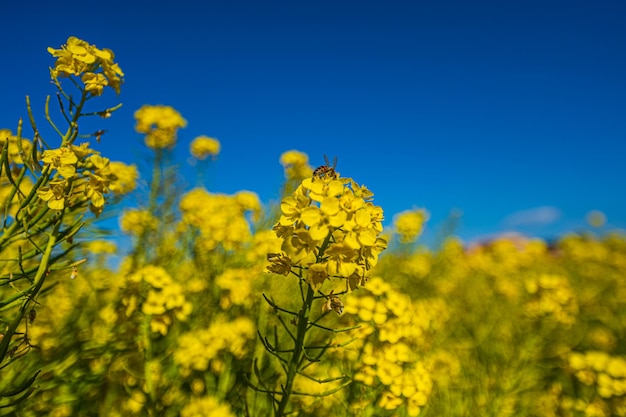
(322, 290, 344, 316)
(313, 155, 338, 180)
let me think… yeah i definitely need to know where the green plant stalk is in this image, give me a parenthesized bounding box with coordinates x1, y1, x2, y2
(275, 282, 315, 417)
(0, 214, 61, 368)
(141, 314, 157, 416)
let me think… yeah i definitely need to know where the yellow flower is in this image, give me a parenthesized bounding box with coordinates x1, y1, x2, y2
(108, 161, 138, 194)
(134, 105, 187, 133)
(81, 72, 108, 96)
(394, 209, 429, 243)
(190, 136, 221, 159)
(280, 149, 313, 179)
(41, 147, 78, 178)
(48, 36, 124, 94)
(36, 179, 67, 210)
(84, 240, 117, 254)
(134, 105, 187, 149)
(119, 209, 159, 235)
(269, 169, 386, 292)
(587, 210, 607, 228)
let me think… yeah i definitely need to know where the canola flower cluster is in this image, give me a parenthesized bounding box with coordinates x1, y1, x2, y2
(180, 396, 236, 417)
(189, 136, 221, 160)
(36, 142, 138, 214)
(269, 169, 387, 291)
(568, 351, 626, 399)
(393, 208, 430, 243)
(134, 105, 187, 149)
(179, 188, 261, 252)
(123, 265, 192, 335)
(47, 36, 124, 96)
(279, 150, 314, 180)
(173, 316, 255, 376)
(524, 273, 579, 325)
(340, 277, 452, 416)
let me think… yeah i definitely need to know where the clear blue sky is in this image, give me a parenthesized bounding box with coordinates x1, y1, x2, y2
(1, 1, 625, 244)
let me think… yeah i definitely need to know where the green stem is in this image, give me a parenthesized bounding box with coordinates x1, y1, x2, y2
(141, 315, 156, 416)
(275, 283, 315, 417)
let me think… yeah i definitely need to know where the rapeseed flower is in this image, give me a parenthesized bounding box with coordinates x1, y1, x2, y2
(280, 149, 313, 179)
(41, 147, 78, 178)
(48, 36, 124, 95)
(190, 135, 221, 159)
(270, 168, 386, 291)
(119, 209, 159, 235)
(394, 208, 429, 243)
(134, 105, 187, 149)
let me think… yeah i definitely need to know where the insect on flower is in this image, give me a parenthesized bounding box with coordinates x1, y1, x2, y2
(322, 290, 344, 315)
(313, 155, 338, 180)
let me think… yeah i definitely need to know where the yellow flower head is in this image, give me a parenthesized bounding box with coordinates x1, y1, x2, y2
(48, 36, 124, 95)
(271, 169, 386, 291)
(41, 147, 78, 178)
(190, 136, 221, 160)
(134, 105, 187, 149)
(394, 209, 430, 243)
(280, 150, 313, 179)
(119, 209, 159, 236)
(108, 161, 139, 194)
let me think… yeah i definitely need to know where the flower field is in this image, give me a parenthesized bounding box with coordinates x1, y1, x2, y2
(1, 37, 626, 417)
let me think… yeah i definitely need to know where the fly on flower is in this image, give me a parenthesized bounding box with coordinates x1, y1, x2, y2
(313, 155, 338, 180)
(322, 290, 344, 315)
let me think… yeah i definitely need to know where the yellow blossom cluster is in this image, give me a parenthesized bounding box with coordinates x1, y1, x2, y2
(134, 105, 188, 149)
(393, 208, 430, 243)
(279, 149, 313, 180)
(215, 268, 258, 309)
(524, 273, 578, 325)
(47, 36, 124, 95)
(36, 144, 137, 213)
(173, 316, 255, 376)
(568, 351, 626, 399)
(190, 136, 221, 160)
(339, 277, 451, 416)
(124, 265, 192, 335)
(119, 208, 159, 235)
(270, 172, 387, 291)
(179, 188, 261, 251)
(180, 396, 236, 417)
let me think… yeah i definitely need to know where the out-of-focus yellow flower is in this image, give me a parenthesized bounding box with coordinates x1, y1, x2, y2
(134, 105, 187, 149)
(180, 396, 236, 417)
(394, 209, 429, 243)
(587, 210, 607, 228)
(280, 149, 313, 179)
(108, 161, 138, 194)
(179, 188, 259, 251)
(174, 317, 255, 375)
(190, 135, 221, 160)
(119, 208, 159, 235)
(84, 240, 117, 254)
(48, 36, 124, 95)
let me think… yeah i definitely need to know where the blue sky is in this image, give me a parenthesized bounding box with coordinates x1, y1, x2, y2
(1, 1, 625, 244)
